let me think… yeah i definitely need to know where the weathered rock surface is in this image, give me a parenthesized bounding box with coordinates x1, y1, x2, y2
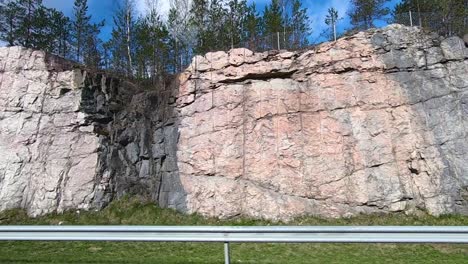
(0, 47, 185, 216)
(1, 24, 467, 220)
(176, 24, 468, 220)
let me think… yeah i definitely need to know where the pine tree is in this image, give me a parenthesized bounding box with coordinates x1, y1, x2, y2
(190, 0, 209, 54)
(263, 0, 283, 35)
(205, 0, 227, 51)
(17, 0, 43, 47)
(348, 0, 390, 30)
(263, 0, 283, 49)
(0, 1, 22, 46)
(49, 9, 72, 58)
(83, 23, 103, 68)
(72, 0, 91, 62)
(244, 2, 261, 50)
(226, 0, 248, 49)
(325, 7, 339, 41)
(392, 0, 467, 37)
(0, 0, 71, 54)
(30, 5, 52, 51)
(290, 0, 310, 48)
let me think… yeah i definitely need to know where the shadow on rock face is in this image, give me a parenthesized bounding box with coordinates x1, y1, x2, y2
(170, 25, 468, 221)
(374, 25, 468, 215)
(78, 70, 188, 213)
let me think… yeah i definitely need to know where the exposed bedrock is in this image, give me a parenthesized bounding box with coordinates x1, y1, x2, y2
(176, 25, 468, 220)
(0, 47, 185, 216)
(0, 24, 467, 220)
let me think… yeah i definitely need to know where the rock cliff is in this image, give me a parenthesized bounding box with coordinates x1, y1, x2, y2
(0, 25, 467, 220)
(0, 47, 185, 216)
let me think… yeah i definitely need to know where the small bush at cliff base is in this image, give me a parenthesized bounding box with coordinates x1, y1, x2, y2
(1, 197, 468, 264)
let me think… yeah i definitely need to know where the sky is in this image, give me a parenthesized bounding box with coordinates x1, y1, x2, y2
(42, 0, 403, 42)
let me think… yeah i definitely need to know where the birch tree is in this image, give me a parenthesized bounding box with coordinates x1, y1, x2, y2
(109, 0, 136, 75)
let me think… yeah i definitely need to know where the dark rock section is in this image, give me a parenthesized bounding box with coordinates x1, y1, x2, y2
(73, 70, 187, 212)
(373, 25, 468, 214)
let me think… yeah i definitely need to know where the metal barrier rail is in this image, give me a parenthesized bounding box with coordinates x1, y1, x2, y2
(2, 226, 468, 264)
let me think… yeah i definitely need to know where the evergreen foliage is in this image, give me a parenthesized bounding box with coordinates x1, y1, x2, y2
(348, 0, 390, 30)
(0, 0, 73, 54)
(392, 0, 467, 37)
(0, 0, 464, 83)
(0, 0, 311, 77)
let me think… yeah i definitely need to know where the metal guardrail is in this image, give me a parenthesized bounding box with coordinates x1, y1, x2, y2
(2, 226, 468, 263)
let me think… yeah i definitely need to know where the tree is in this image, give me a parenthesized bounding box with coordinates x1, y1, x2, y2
(83, 23, 103, 68)
(30, 5, 53, 51)
(263, 0, 283, 49)
(325, 7, 339, 41)
(205, 0, 227, 51)
(226, 0, 248, 49)
(134, 0, 171, 79)
(123, 0, 135, 74)
(17, 0, 43, 47)
(109, 0, 137, 75)
(279, 0, 291, 47)
(49, 9, 72, 57)
(0, 0, 23, 46)
(244, 2, 261, 50)
(290, 0, 310, 48)
(0, 0, 72, 56)
(348, 0, 390, 30)
(392, 0, 467, 37)
(263, 0, 283, 34)
(190, 0, 209, 53)
(167, 0, 193, 71)
(71, 0, 103, 66)
(72, 0, 91, 62)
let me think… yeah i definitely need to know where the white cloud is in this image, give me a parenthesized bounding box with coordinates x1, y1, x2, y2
(135, 0, 172, 18)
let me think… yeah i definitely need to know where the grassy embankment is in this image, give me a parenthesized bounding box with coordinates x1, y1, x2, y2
(1, 197, 468, 264)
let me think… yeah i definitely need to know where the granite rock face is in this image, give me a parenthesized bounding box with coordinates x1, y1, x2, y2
(0, 47, 185, 216)
(176, 25, 468, 220)
(1, 24, 467, 220)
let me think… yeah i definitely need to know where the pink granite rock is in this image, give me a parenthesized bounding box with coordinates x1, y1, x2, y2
(176, 25, 468, 220)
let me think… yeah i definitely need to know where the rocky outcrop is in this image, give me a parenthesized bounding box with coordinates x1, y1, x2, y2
(0, 24, 467, 220)
(176, 25, 468, 219)
(0, 47, 185, 216)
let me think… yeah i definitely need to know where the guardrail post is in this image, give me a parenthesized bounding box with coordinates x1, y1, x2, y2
(224, 242, 231, 264)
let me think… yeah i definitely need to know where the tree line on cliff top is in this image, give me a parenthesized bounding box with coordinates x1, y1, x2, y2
(0, 0, 466, 81)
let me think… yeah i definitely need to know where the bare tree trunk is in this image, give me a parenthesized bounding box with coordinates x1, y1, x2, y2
(333, 20, 337, 41)
(126, 7, 132, 75)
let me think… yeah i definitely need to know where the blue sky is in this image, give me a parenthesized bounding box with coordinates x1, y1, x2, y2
(42, 0, 403, 42)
